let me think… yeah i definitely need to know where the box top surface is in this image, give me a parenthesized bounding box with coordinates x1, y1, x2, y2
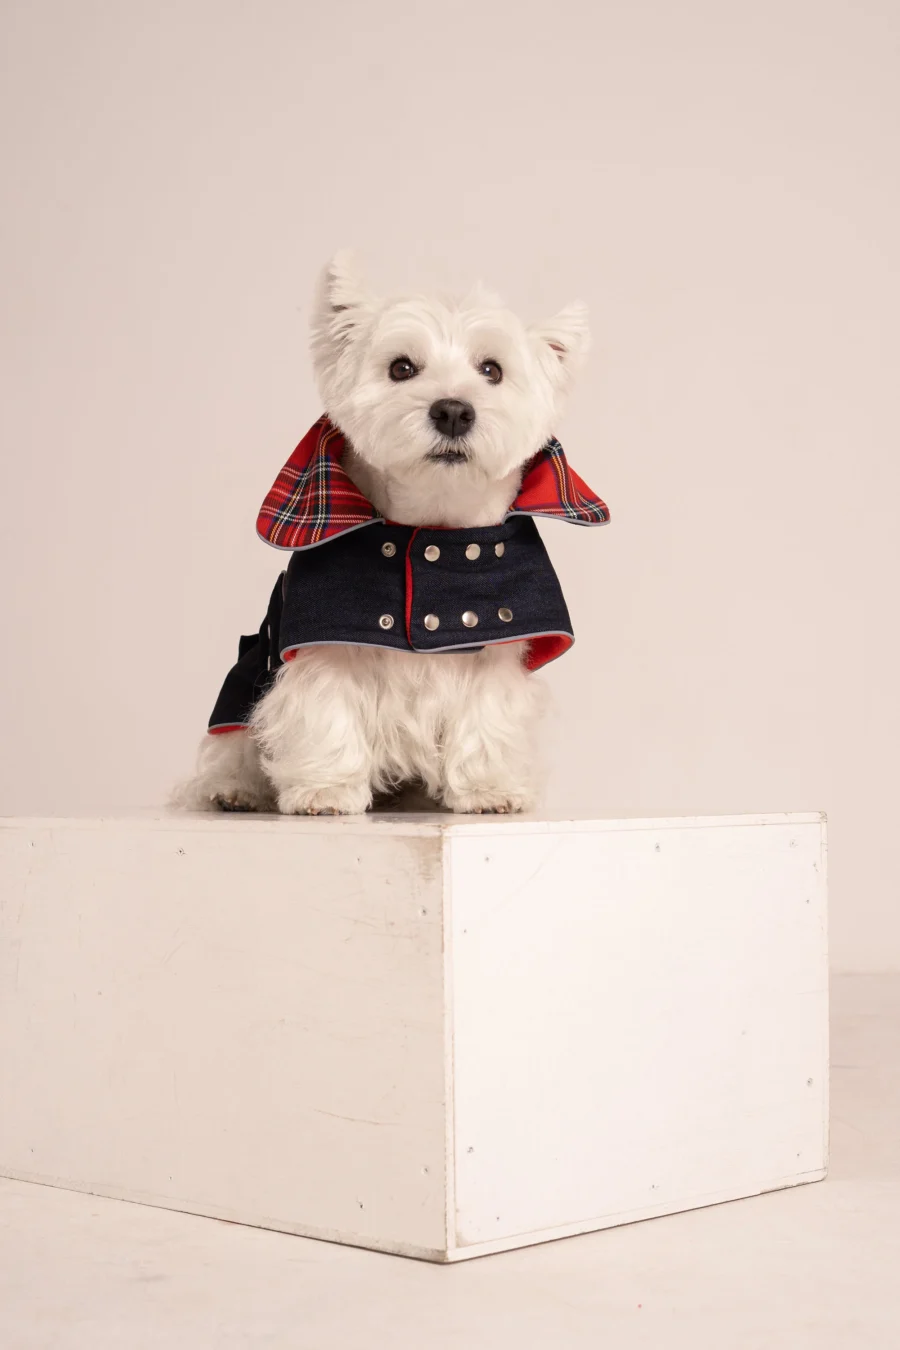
(0, 809, 826, 838)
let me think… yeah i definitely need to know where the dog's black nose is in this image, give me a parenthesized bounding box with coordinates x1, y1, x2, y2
(429, 398, 476, 439)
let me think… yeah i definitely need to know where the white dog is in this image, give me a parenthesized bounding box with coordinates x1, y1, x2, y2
(178, 253, 607, 815)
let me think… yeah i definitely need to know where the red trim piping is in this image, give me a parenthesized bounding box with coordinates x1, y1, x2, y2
(404, 527, 421, 646)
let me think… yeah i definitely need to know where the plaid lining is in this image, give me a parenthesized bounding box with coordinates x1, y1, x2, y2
(256, 417, 608, 551)
(512, 439, 609, 525)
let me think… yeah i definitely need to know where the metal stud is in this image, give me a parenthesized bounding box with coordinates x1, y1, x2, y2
(465, 543, 481, 560)
(378, 614, 394, 630)
(424, 544, 440, 562)
(462, 611, 479, 628)
(494, 542, 505, 558)
(498, 607, 513, 623)
(424, 614, 440, 631)
(381, 541, 397, 558)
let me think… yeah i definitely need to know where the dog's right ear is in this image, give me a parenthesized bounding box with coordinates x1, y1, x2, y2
(529, 302, 591, 384)
(311, 251, 374, 358)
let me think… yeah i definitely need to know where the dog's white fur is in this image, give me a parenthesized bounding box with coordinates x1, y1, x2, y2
(178, 254, 589, 815)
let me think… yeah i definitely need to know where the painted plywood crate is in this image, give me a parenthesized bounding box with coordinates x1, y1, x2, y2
(0, 811, 828, 1262)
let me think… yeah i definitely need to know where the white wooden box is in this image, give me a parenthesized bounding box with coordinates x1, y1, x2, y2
(0, 811, 828, 1262)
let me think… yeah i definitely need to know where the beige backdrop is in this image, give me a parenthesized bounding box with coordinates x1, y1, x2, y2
(1, 2, 898, 970)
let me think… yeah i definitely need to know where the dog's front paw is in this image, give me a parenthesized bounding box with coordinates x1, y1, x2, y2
(442, 787, 534, 815)
(277, 784, 372, 816)
(213, 788, 274, 813)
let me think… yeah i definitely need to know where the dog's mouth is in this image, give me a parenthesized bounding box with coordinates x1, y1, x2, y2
(426, 441, 470, 465)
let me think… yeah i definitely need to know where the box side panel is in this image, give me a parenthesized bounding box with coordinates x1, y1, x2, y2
(0, 821, 447, 1253)
(449, 821, 827, 1248)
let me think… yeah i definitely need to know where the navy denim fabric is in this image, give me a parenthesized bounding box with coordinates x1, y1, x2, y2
(207, 516, 573, 729)
(207, 574, 285, 729)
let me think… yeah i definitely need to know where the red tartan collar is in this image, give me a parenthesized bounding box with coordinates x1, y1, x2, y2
(257, 416, 609, 551)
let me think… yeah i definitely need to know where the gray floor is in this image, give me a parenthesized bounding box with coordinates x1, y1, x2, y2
(1, 974, 898, 1349)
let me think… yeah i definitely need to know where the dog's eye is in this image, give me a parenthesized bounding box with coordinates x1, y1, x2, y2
(478, 360, 503, 384)
(389, 357, 419, 382)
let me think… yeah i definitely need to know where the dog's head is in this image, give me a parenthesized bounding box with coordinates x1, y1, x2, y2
(310, 252, 589, 485)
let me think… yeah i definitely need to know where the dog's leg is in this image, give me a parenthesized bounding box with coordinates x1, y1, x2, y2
(251, 649, 375, 815)
(440, 646, 543, 814)
(172, 728, 276, 812)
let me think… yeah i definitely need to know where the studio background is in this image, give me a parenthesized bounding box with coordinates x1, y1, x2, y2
(2, 1, 898, 970)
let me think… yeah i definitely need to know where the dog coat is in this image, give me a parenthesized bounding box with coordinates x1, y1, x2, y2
(208, 417, 609, 732)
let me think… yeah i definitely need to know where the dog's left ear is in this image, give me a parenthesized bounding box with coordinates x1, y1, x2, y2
(530, 302, 590, 382)
(319, 250, 372, 315)
(311, 250, 376, 363)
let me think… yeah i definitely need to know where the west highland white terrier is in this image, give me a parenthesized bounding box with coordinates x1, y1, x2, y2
(178, 253, 608, 815)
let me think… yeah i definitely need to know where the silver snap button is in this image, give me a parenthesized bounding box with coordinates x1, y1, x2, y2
(465, 543, 481, 560)
(378, 614, 394, 630)
(381, 541, 397, 558)
(494, 542, 505, 558)
(424, 614, 440, 631)
(462, 611, 479, 628)
(498, 607, 513, 623)
(424, 544, 440, 562)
